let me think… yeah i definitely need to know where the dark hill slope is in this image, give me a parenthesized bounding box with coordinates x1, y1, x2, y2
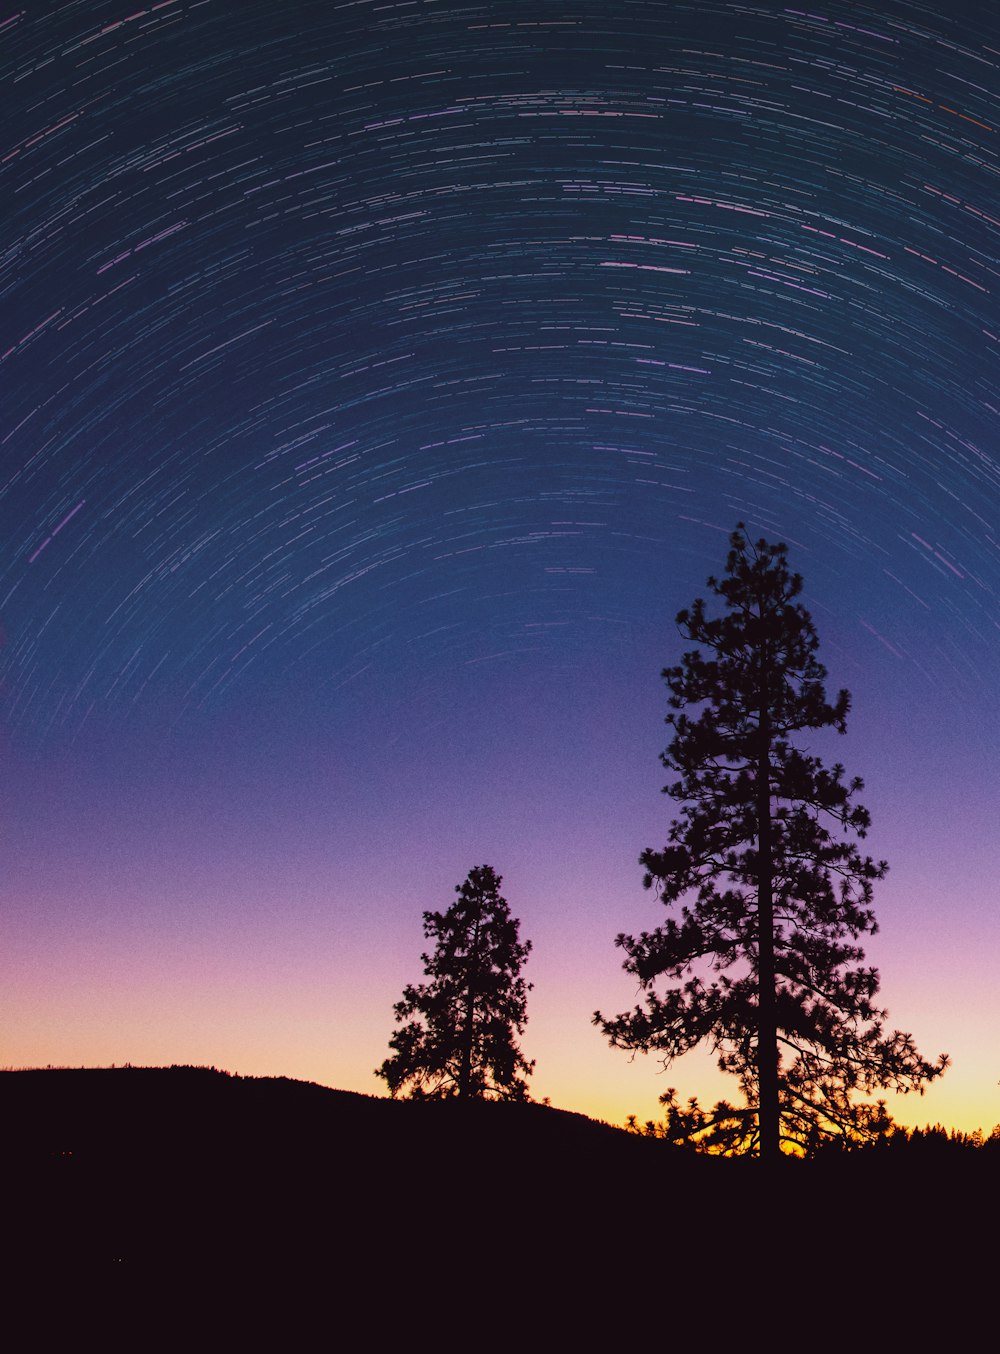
(4, 1063, 678, 1178)
(4, 1066, 718, 1268)
(3, 1067, 992, 1278)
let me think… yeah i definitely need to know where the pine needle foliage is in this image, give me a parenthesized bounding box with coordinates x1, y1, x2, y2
(595, 525, 947, 1157)
(377, 865, 534, 1101)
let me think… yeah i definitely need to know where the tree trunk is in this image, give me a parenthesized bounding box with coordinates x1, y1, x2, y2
(756, 637, 780, 1161)
(459, 911, 482, 1099)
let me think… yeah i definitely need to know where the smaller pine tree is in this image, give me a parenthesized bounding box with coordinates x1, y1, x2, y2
(377, 865, 534, 1100)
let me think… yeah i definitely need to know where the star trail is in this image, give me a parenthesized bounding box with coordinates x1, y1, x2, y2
(2, 1, 998, 1133)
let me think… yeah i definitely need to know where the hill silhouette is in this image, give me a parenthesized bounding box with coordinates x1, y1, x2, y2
(4, 1066, 995, 1277)
(5, 1065, 712, 1269)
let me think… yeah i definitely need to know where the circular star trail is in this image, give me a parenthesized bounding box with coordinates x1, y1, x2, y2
(4, 0, 999, 738)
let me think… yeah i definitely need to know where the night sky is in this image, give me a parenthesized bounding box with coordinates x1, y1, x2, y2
(3, 0, 998, 1134)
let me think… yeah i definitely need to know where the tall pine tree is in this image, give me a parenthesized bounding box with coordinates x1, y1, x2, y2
(596, 526, 946, 1158)
(377, 865, 534, 1101)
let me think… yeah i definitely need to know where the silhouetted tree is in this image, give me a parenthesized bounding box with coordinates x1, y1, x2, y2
(377, 865, 534, 1100)
(595, 525, 947, 1158)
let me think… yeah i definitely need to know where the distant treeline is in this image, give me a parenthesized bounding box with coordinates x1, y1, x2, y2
(824, 1123, 1000, 1156)
(627, 1112, 1000, 1156)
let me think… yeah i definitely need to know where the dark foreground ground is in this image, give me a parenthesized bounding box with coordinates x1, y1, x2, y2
(3, 1066, 994, 1287)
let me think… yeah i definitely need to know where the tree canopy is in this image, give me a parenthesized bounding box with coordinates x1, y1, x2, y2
(377, 864, 534, 1101)
(595, 525, 947, 1157)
